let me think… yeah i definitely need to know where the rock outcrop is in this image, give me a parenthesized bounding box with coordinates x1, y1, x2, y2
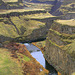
(44, 19, 75, 75)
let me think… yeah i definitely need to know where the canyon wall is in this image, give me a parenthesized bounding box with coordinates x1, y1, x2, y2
(44, 20, 75, 75)
(0, 10, 58, 43)
(61, 12, 75, 19)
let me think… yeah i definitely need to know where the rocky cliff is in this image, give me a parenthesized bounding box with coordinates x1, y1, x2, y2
(0, 10, 58, 44)
(44, 19, 75, 75)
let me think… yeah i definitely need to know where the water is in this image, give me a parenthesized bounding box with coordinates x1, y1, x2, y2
(31, 51, 45, 68)
(24, 43, 58, 75)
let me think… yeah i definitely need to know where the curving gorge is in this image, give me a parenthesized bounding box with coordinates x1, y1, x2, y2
(44, 20, 75, 75)
(0, 0, 75, 75)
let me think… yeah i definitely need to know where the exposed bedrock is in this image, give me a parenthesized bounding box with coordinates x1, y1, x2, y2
(44, 20, 75, 75)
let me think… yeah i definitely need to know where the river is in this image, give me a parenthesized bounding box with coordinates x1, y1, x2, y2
(24, 43, 58, 75)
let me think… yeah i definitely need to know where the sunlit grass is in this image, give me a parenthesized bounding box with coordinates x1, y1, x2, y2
(0, 22, 19, 37)
(55, 19, 75, 26)
(0, 15, 45, 38)
(10, 16, 45, 36)
(0, 9, 45, 14)
(2, 0, 18, 2)
(0, 48, 23, 75)
(23, 12, 55, 19)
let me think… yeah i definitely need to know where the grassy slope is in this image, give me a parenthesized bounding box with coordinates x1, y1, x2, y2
(0, 48, 23, 75)
(0, 14, 45, 39)
(0, 8, 56, 42)
(0, 21, 19, 38)
(10, 16, 45, 35)
(1, 43, 49, 75)
(0, 43, 49, 75)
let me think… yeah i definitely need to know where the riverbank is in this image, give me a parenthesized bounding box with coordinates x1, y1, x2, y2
(0, 42, 48, 75)
(31, 41, 61, 75)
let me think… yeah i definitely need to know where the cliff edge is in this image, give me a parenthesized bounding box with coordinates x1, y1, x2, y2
(44, 19, 75, 75)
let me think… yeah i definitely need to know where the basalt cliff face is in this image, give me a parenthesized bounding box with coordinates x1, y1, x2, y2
(44, 20, 75, 75)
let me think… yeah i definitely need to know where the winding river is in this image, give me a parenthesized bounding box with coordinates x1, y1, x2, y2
(24, 43, 58, 75)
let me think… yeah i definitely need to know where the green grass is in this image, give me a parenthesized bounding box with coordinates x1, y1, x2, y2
(49, 29, 61, 36)
(17, 53, 30, 63)
(0, 15, 45, 39)
(0, 48, 23, 75)
(10, 16, 45, 36)
(23, 55, 30, 62)
(0, 22, 19, 37)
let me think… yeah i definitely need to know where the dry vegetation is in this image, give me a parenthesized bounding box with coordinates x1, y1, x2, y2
(23, 12, 55, 19)
(0, 9, 45, 14)
(0, 48, 23, 75)
(2, 42, 49, 75)
(0, 15, 45, 39)
(24, 2, 53, 11)
(2, 0, 18, 2)
(55, 19, 75, 26)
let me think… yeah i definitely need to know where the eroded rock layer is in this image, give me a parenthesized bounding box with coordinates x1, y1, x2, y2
(44, 19, 75, 75)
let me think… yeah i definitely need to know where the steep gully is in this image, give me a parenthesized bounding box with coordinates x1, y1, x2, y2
(50, 0, 64, 16)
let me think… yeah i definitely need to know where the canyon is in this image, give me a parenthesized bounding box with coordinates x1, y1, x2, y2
(0, 0, 75, 75)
